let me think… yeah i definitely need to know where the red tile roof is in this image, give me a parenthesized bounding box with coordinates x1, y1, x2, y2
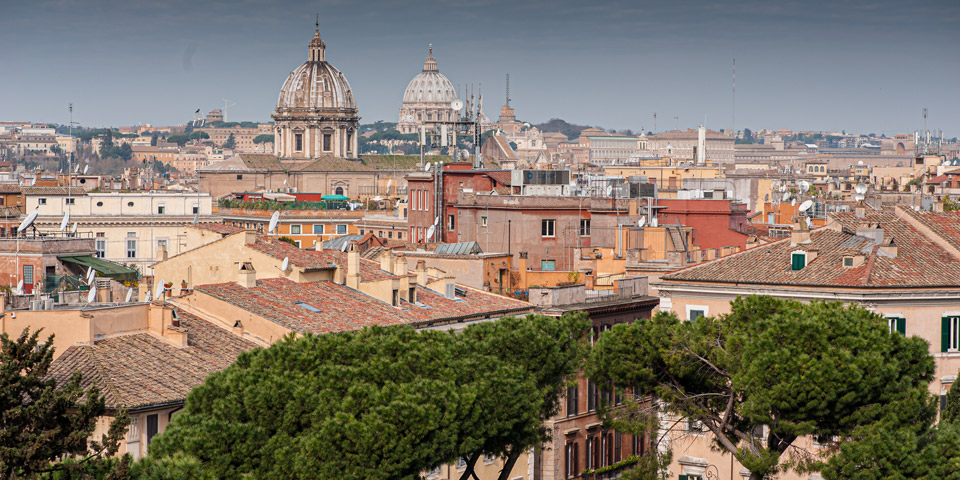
(195, 277, 531, 334)
(899, 208, 960, 255)
(47, 312, 257, 409)
(192, 222, 245, 235)
(663, 211, 960, 288)
(248, 237, 395, 279)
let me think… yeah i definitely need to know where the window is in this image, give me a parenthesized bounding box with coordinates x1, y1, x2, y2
(398, 232, 402, 240)
(542, 219, 556, 237)
(192, 203, 199, 215)
(157, 203, 165, 215)
(887, 316, 906, 335)
(943, 316, 960, 352)
(686, 305, 708, 321)
(323, 134, 332, 152)
(580, 219, 591, 236)
(146, 414, 158, 445)
(791, 251, 806, 270)
(679, 476, 703, 480)
(127, 201, 134, 207)
(95, 232, 105, 258)
(38, 198, 47, 205)
(567, 385, 579, 416)
(392, 289, 399, 306)
(408, 287, 416, 303)
(295, 133, 303, 152)
(388, 231, 393, 239)
(843, 256, 854, 267)
(236, 174, 243, 180)
(126, 233, 137, 258)
(585, 436, 594, 470)
(541, 259, 556, 271)
(157, 239, 167, 251)
(481, 216, 487, 227)
(65, 198, 75, 205)
(587, 379, 598, 411)
(313, 224, 324, 234)
(337, 224, 347, 234)
(448, 214, 455, 231)
(564, 442, 579, 478)
(295, 302, 322, 313)
(290, 225, 301, 235)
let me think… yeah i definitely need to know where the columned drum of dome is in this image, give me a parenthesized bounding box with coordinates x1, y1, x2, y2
(397, 45, 457, 135)
(274, 24, 359, 160)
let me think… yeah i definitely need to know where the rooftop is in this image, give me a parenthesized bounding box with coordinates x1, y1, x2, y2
(48, 311, 257, 410)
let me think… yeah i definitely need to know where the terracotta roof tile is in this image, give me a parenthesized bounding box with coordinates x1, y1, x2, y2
(47, 312, 257, 409)
(191, 222, 245, 235)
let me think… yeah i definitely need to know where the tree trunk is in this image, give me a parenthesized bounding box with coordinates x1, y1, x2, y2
(458, 453, 481, 480)
(497, 448, 521, 480)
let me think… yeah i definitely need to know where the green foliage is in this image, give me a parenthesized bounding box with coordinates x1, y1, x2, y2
(736, 128, 756, 144)
(150, 133, 158, 147)
(218, 198, 345, 211)
(146, 314, 587, 480)
(276, 236, 297, 246)
(222, 133, 235, 149)
(99, 143, 132, 161)
(587, 296, 935, 480)
(252, 134, 274, 144)
(942, 195, 960, 212)
(942, 372, 960, 423)
(130, 452, 214, 480)
(188, 131, 209, 141)
(535, 118, 599, 140)
(0, 328, 131, 479)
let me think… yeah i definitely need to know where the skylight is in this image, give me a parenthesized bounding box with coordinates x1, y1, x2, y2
(295, 302, 322, 313)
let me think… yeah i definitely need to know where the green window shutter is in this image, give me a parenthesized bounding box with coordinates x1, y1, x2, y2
(792, 252, 804, 270)
(943, 317, 952, 352)
(896, 317, 905, 335)
(679, 476, 690, 480)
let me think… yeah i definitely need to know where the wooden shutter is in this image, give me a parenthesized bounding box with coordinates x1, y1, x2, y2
(943, 316, 952, 352)
(896, 317, 905, 335)
(791, 252, 804, 270)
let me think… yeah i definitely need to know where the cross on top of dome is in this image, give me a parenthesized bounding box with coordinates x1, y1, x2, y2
(423, 43, 438, 73)
(308, 17, 326, 62)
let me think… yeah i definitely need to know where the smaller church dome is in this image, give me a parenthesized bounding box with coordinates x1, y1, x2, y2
(402, 46, 456, 105)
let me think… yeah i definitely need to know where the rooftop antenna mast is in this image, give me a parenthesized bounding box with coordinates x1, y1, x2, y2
(732, 58, 736, 136)
(505, 73, 510, 107)
(653, 112, 657, 133)
(222, 98, 237, 123)
(922, 107, 928, 154)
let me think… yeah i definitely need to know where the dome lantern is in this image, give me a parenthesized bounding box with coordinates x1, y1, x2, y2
(308, 15, 326, 63)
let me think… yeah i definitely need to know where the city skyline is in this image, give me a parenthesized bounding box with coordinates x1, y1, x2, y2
(2, 0, 958, 135)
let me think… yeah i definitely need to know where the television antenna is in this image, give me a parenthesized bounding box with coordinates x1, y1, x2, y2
(799, 200, 814, 212)
(222, 98, 237, 122)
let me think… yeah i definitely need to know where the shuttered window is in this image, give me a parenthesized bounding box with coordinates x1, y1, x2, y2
(943, 316, 960, 352)
(887, 317, 906, 335)
(791, 252, 806, 270)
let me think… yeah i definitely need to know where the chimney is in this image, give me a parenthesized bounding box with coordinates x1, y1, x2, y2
(244, 230, 257, 244)
(791, 222, 811, 245)
(745, 235, 760, 249)
(346, 241, 360, 289)
(806, 248, 819, 262)
(628, 200, 638, 217)
(232, 320, 244, 336)
(518, 250, 528, 289)
(393, 253, 407, 276)
(158, 243, 168, 261)
(238, 262, 257, 288)
(415, 260, 428, 286)
(855, 201, 866, 218)
(878, 237, 898, 258)
(380, 250, 395, 273)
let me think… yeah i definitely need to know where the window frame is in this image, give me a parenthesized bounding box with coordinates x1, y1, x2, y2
(542, 219, 556, 238)
(686, 304, 708, 321)
(580, 219, 591, 237)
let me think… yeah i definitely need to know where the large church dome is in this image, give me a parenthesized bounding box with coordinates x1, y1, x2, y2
(276, 27, 356, 111)
(402, 46, 455, 105)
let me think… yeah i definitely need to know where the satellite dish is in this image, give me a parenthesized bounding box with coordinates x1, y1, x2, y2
(18, 207, 39, 234)
(791, 199, 796, 206)
(281, 257, 289, 272)
(83, 165, 89, 174)
(914, 205, 920, 211)
(144, 291, 152, 302)
(651, 217, 659, 227)
(86, 285, 97, 303)
(424, 162, 432, 172)
(386, 179, 392, 190)
(858, 160, 864, 166)
(155, 280, 165, 299)
(451, 99, 464, 112)
(433, 216, 440, 227)
(340, 241, 348, 252)
(426, 225, 436, 240)
(855, 183, 867, 194)
(372, 196, 382, 202)
(71, 222, 78, 234)
(75, 164, 80, 173)
(799, 180, 810, 192)
(59, 212, 70, 232)
(606, 185, 613, 195)
(86, 267, 96, 284)
(268, 210, 280, 234)
(30, 176, 36, 186)
(125, 288, 134, 303)
(638, 216, 646, 228)
(283, 178, 287, 186)
(193, 213, 199, 224)
(782, 192, 791, 202)
(854, 194, 865, 201)
(779, 184, 787, 192)
(16, 279, 23, 295)
(799, 200, 814, 212)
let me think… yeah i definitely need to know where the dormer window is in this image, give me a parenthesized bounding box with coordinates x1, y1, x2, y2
(791, 250, 806, 270)
(843, 256, 854, 267)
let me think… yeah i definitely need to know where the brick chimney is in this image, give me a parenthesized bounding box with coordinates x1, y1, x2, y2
(791, 222, 811, 245)
(238, 262, 256, 288)
(393, 253, 407, 276)
(346, 241, 360, 290)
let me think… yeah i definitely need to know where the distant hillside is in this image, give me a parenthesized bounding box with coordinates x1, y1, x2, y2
(535, 118, 598, 140)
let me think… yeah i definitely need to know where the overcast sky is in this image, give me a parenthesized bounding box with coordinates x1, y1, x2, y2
(2, 0, 958, 136)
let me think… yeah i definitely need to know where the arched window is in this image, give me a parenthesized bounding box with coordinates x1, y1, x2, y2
(335, 187, 344, 196)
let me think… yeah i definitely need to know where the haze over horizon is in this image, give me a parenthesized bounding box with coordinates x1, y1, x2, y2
(2, 0, 958, 136)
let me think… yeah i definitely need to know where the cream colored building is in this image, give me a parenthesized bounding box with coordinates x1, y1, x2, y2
(23, 188, 215, 274)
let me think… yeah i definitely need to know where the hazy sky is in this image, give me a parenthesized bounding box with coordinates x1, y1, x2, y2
(2, 0, 958, 135)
